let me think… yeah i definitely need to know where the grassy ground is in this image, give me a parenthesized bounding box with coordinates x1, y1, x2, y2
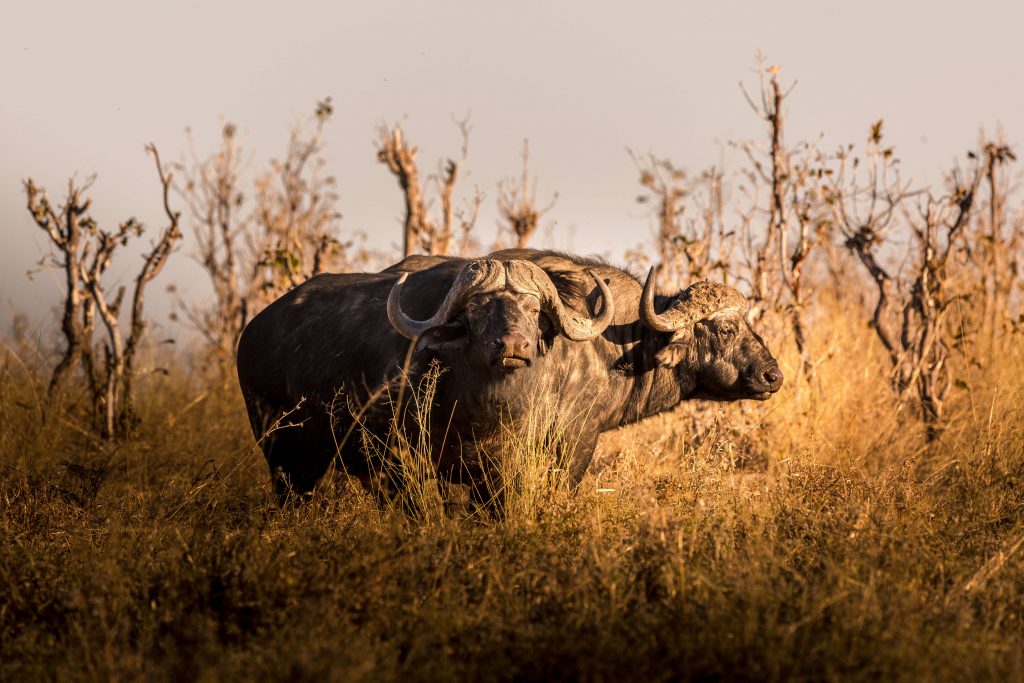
(1, 313, 1023, 682)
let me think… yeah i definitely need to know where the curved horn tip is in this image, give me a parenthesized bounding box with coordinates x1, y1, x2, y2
(556, 268, 613, 341)
(642, 266, 659, 296)
(639, 265, 681, 333)
(586, 267, 613, 302)
(591, 273, 615, 328)
(387, 272, 433, 339)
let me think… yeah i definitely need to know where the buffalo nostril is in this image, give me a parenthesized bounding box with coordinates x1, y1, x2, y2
(499, 333, 529, 355)
(763, 366, 783, 388)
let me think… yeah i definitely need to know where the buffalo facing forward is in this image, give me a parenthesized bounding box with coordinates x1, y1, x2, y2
(236, 257, 612, 499)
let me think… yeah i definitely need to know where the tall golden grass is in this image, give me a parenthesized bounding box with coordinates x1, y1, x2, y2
(2, 294, 1022, 681)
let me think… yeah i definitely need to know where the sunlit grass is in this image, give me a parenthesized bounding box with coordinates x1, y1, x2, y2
(1, 310, 1023, 681)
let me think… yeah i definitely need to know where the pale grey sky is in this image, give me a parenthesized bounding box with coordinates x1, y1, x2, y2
(3, 0, 1022, 333)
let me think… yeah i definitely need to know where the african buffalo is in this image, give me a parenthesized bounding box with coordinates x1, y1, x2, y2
(236, 256, 613, 500)
(477, 249, 785, 475)
(237, 248, 783, 504)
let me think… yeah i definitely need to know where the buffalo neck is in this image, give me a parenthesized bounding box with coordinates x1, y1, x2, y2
(430, 352, 552, 428)
(602, 322, 696, 429)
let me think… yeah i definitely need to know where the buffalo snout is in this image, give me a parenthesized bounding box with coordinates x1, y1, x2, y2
(742, 361, 783, 399)
(493, 331, 531, 368)
(762, 365, 784, 392)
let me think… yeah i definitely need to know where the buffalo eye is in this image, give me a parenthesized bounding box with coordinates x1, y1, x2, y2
(717, 322, 737, 341)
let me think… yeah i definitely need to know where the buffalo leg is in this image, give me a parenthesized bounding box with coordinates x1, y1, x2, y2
(264, 426, 335, 504)
(565, 428, 600, 489)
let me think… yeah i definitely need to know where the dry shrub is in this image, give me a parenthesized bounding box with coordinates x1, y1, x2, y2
(377, 117, 483, 258)
(496, 139, 558, 250)
(22, 147, 182, 437)
(175, 100, 372, 372)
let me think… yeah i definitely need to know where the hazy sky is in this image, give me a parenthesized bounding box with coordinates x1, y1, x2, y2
(3, 0, 1022, 334)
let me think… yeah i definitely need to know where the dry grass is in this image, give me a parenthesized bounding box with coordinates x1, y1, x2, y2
(1, 307, 1023, 682)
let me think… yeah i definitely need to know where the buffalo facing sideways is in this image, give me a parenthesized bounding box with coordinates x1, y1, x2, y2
(474, 249, 784, 475)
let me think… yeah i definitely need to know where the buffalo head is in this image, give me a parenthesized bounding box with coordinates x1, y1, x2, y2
(639, 269, 783, 401)
(388, 259, 613, 372)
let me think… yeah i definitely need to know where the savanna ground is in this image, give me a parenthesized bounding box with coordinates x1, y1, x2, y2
(4, 55, 1024, 681)
(2, 298, 1023, 682)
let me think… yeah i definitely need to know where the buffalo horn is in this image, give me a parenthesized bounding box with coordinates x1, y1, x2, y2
(387, 260, 505, 339)
(504, 260, 614, 341)
(639, 267, 747, 332)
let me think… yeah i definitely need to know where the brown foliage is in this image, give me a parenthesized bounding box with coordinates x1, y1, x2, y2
(822, 121, 1021, 437)
(630, 151, 733, 288)
(1, 309, 1023, 680)
(734, 61, 832, 372)
(634, 56, 1022, 439)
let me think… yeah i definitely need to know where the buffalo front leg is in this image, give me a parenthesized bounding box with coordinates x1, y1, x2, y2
(564, 427, 601, 489)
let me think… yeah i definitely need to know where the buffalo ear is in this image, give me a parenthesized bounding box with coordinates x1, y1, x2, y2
(415, 323, 468, 352)
(655, 341, 688, 368)
(537, 314, 557, 351)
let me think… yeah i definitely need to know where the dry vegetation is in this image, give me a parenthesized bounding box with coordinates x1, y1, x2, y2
(2, 60, 1023, 681)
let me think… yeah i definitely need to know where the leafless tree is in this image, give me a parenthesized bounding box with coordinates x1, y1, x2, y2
(683, 166, 734, 284)
(24, 175, 96, 400)
(454, 191, 484, 257)
(254, 98, 349, 296)
(968, 132, 1020, 352)
(735, 60, 832, 372)
(377, 116, 482, 257)
(827, 121, 981, 438)
(176, 122, 250, 365)
(497, 140, 558, 249)
(24, 146, 182, 437)
(629, 150, 687, 289)
(630, 147, 737, 298)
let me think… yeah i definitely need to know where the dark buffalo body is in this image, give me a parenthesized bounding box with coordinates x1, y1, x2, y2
(236, 257, 613, 497)
(237, 249, 783, 500)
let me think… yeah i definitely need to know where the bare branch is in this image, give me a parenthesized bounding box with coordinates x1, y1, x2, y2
(498, 139, 558, 249)
(377, 116, 477, 257)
